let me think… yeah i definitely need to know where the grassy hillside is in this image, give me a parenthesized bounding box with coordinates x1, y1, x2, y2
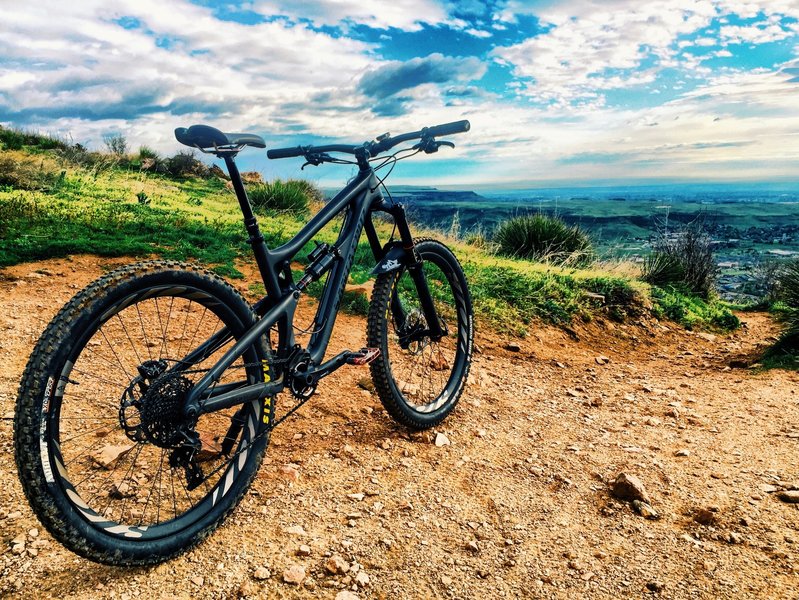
(0, 126, 738, 334)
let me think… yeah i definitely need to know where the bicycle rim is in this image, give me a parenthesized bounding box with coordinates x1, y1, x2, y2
(386, 255, 470, 412)
(44, 284, 264, 540)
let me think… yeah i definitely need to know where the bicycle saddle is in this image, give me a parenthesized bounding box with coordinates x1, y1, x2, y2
(174, 124, 266, 150)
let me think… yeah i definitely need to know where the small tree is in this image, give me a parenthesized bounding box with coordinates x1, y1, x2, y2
(103, 133, 128, 156)
(643, 220, 717, 299)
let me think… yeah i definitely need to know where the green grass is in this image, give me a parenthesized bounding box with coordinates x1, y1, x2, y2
(462, 262, 645, 333)
(649, 286, 740, 331)
(0, 125, 68, 151)
(0, 192, 249, 272)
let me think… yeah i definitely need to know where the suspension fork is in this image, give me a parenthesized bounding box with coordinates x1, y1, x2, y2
(385, 202, 445, 340)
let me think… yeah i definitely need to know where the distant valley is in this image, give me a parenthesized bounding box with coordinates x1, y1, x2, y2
(384, 182, 799, 301)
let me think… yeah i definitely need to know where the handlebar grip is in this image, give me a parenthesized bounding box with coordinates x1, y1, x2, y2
(426, 120, 470, 137)
(266, 146, 305, 159)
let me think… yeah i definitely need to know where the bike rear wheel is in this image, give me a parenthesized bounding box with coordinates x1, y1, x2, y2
(14, 261, 273, 565)
(367, 238, 473, 430)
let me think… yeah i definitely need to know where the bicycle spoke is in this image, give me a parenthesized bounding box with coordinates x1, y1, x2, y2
(135, 303, 153, 362)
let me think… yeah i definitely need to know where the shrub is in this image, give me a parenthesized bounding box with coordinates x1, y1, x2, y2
(0, 153, 62, 190)
(138, 146, 167, 173)
(165, 151, 208, 178)
(340, 290, 370, 316)
(248, 179, 316, 215)
(642, 221, 717, 299)
(737, 258, 784, 304)
(291, 179, 325, 204)
(138, 145, 160, 160)
(777, 259, 799, 308)
(641, 252, 685, 287)
(493, 214, 593, 265)
(776, 259, 799, 344)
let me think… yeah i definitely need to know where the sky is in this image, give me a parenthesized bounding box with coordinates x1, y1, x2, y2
(1, 1, 799, 188)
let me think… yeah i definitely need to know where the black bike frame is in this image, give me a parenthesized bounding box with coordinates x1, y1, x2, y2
(181, 154, 441, 420)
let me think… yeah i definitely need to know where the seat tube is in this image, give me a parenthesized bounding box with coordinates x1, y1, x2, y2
(223, 155, 279, 295)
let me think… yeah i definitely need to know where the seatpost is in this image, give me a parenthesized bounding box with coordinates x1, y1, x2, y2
(223, 155, 279, 294)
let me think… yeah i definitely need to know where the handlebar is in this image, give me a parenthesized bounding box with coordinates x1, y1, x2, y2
(266, 119, 470, 161)
(424, 120, 471, 138)
(266, 146, 307, 159)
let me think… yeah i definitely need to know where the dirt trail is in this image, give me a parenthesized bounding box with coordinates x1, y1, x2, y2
(1, 256, 798, 599)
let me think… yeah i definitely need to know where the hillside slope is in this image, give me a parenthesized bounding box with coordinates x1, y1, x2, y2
(1, 256, 797, 599)
(0, 132, 741, 332)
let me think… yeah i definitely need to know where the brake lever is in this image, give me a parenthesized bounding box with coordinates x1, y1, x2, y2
(301, 152, 333, 169)
(413, 138, 456, 154)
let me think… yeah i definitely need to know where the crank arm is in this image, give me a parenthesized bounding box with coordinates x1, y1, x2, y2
(298, 347, 381, 388)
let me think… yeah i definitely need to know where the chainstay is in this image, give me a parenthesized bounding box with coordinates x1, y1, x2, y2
(170, 355, 310, 485)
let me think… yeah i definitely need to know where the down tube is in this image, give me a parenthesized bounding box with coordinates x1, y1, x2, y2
(307, 187, 375, 364)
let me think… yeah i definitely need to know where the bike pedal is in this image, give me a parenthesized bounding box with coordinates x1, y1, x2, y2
(346, 347, 380, 365)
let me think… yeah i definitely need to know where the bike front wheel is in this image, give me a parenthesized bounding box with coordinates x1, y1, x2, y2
(14, 261, 273, 565)
(367, 238, 473, 430)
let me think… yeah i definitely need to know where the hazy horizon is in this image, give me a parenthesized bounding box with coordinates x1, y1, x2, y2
(399, 180, 799, 195)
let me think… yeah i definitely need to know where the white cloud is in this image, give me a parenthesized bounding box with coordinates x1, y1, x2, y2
(464, 28, 493, 38)
(456, 64, 799, 184)
(492, 1, 719, 104)
(719, 21, 796, 45)
(1, 1, 798, 185)
(254, 0, 449, 30)
(0, 1, 386, 150)
(714, 0, 799, 20)
(491, 0, 799, 107)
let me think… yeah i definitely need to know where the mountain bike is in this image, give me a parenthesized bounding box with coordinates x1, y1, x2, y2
(14, 120, 474, 565)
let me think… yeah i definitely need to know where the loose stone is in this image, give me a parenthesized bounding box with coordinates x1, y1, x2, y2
(283, 564, 306, 585)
